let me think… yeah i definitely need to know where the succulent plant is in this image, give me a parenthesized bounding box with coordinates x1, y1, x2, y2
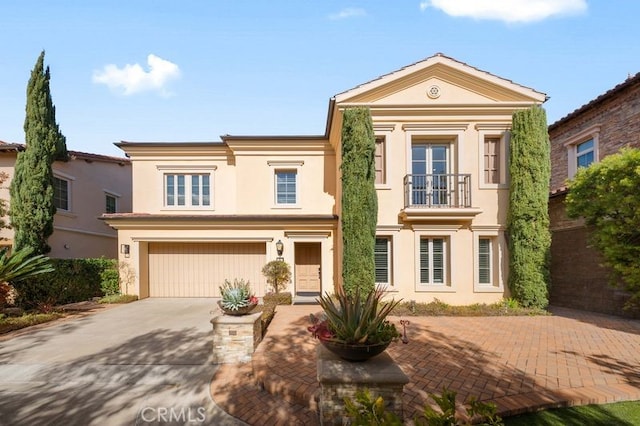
(312, 287, 401, 345)
(219, 279, 257, 311)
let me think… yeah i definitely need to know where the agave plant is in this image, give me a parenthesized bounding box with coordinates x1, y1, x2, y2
(314, 287, 401, 345)
(219, 279, 258, 311)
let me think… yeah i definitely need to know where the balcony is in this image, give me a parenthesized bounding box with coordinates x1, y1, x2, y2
(401, 174, 481, 221)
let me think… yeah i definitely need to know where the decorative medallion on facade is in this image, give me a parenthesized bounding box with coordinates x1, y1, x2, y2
(427, 85, 441, 99)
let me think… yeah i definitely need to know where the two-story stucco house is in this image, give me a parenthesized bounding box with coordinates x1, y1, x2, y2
(548, 72, 640, 317)
(104, 54, 546, 303)
(0, 142, 132, 258)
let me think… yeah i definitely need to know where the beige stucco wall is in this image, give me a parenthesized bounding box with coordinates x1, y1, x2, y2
(111, 55, 545, 305)
(0, 151, 131, 258)
(128, 143, 336, 216)
(114, 226, 335, 298)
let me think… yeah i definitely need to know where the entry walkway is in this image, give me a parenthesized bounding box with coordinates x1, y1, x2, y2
(211, 305, 640, 425)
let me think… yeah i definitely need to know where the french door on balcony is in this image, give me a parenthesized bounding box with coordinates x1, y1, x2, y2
(411, 144, 449, 206)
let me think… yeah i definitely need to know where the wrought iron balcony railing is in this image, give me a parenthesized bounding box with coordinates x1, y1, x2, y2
(404, 174, 472, 208)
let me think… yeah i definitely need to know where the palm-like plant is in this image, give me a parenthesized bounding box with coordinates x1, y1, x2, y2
(0, 247, 54, 284)
(314, 287, 401, 345)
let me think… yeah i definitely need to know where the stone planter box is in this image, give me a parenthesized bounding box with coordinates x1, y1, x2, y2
(211, 311, 262, 364)
(316, 344, 409, 425)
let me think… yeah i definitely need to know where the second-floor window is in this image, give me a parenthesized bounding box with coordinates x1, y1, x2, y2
(483, 137, 500, 184)
(576, 139, 595, 169)
(165, 173, 210, 207)
(375, 136, 386, 185)
(275, 170, 297, 205)
(53, 176, 69, 211)
(105, 194, 117, 213)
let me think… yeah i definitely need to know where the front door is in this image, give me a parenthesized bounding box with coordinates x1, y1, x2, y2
(295, 242, 321, 293)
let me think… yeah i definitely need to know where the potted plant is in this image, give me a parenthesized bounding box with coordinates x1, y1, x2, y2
(218, 279, 259, 315)
(308, 287, 402, 361)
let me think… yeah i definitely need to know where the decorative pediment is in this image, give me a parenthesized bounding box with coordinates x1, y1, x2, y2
(334, 54, 546, 106)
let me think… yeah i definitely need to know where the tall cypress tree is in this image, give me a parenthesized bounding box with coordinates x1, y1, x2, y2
(341, 107, 377, 296)
(507, 106, 551, 308)
(10, 51, 68, 254)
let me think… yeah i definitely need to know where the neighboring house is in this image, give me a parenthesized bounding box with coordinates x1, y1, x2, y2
(548, 72, 640, 317)
(103, 54, 546, 302)
(0, 141, 132, 258)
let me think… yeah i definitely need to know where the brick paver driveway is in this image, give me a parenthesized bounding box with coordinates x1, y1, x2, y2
(213, 305, 640, 424)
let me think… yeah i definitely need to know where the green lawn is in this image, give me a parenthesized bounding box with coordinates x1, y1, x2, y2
(504, 401, 640, 426)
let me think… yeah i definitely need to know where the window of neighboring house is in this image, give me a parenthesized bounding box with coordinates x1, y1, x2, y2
(375, 237, 392, 286)
(483, 137, 500, 184)
(576, 139, 595, 169)
(566, 126, 600, 179)
(478, 238, 492, 285)
(53, 176, 69, 211)
(165, 173, 211, 207)
(275, 170, 297, 205)
(375, 136, 386, 185)
(105, 194, 117, 213)
(419, 237, 446, 285)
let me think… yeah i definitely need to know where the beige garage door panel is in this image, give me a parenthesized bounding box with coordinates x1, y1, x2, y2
(148, 242, 266, 297)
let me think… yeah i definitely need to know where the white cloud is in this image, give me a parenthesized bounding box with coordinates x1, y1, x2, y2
(329, 8, 367, 20)
(419, 0, 587, 23)
(93, 54, 181, 96)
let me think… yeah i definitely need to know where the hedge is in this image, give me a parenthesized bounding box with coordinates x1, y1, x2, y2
(12, 258, 118, 310)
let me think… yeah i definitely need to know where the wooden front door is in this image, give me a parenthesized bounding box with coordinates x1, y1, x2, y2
(295, 242, 321, 293)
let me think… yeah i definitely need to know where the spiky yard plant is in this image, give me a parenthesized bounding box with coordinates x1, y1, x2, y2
(219, 279, 257, 311)
(314, 287, 401, 345)
(0, 247, 54, 284)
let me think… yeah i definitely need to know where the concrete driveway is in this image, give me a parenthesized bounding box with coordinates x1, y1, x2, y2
(0, 299, 245, 426)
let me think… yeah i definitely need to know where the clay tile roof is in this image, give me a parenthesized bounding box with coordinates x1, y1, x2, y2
(549, 72, 640, 131)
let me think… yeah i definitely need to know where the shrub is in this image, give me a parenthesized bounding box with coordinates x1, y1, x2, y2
(100, 266, 120, 296)
(566, 147, 640, 310)
(261, 260, 291, 294)
(99, 294, 138, 304)
(341, 106, 377, 296)
(507, 106, 551, 308)
(263, 292, 292, 305)
(13, 258, 117, 310)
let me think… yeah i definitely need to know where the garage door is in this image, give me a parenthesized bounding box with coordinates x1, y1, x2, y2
(148, 242, 267, 297)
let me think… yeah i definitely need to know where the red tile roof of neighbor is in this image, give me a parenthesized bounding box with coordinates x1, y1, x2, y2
(0, 141, 130, 164)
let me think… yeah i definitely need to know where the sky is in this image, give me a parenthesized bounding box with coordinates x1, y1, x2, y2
(1, 1, 639, 157)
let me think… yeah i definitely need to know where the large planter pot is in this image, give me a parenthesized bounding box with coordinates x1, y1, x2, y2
(217, 301, 258, 316)
(319, 338, 391, 362)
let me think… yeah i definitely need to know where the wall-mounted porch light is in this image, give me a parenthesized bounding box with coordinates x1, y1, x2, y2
(275, 239, 284, 260)
(121, 244, 130, 258)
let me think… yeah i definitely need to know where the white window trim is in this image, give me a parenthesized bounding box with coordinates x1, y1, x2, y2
(564, 124, 601, 179)
(53, 174, 72, 213)
(269, 161, 303, 209)
(413, 227, 456, 292)
(403, 124, 466, 177)
(157, 166, 216, 211)
(476, 125, 510, 189)
(472, 227, 505, 293)
(373, 124, 395, 190)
